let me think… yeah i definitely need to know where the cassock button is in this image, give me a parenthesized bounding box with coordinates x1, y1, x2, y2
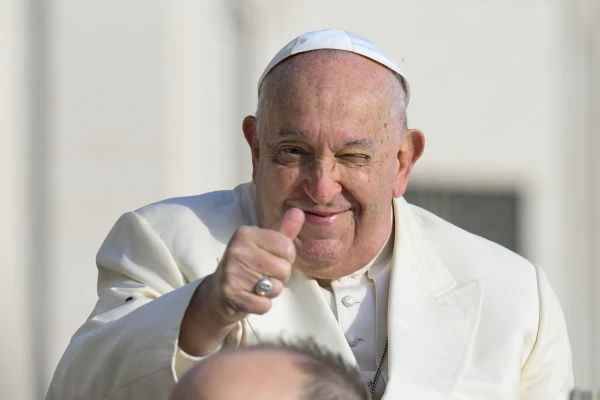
(346, 333, 360, 347)
(342, 295, 358, 307)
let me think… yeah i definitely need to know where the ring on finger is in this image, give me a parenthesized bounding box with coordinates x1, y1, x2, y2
(255, 277, 274, 296)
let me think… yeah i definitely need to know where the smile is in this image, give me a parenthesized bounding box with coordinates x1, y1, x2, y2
(302, 209, 350, 225)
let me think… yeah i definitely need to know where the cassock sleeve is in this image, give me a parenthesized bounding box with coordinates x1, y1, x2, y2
(45, 211, 225, 400)
(519, 265, 574, 400)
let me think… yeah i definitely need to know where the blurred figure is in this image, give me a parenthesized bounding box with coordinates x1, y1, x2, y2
(170, 341, 369, 400)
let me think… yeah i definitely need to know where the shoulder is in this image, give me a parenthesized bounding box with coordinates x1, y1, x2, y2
(407, 202, 536, 285)
(97, 183, 257, 280)
(408, 200, 548, 348)
(406, 201, 541, 333)
(134, 182, 256, 245)
(406, 202, 549, 358)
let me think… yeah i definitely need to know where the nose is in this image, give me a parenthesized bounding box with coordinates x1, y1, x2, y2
(302, 160, 342, 206)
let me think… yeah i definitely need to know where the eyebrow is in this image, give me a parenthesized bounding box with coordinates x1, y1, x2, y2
(276, 129, 376, 149)
(343, 139, 377, 149)
(277, 129, 308, 138)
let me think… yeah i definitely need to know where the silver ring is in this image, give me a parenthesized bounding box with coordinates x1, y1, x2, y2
(255, 277, 274, 296)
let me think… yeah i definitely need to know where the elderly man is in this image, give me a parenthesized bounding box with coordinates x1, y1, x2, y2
(47, 29, 573, 400)
(169, 341, 370, 400)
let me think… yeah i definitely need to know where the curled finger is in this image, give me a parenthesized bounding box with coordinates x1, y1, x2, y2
(252, 276, 284, 299)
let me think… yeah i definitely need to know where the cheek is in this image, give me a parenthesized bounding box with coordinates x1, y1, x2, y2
(342, 163, 395, 206)
(257, 162, 302, 202)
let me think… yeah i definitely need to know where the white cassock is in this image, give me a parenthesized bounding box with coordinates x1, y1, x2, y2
(46, 182, 573, 400)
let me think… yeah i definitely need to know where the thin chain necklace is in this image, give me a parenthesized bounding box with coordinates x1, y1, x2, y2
(368, 337, 388, 396)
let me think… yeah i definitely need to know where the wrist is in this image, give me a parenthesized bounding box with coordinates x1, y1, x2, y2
(179, 276, 238, 356)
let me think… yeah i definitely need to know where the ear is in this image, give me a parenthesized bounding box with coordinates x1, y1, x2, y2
(242, 115, 260, 182)
(393, 129, 425, 198)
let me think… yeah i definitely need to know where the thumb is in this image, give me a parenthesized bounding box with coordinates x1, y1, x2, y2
(277, 208, 305, 239)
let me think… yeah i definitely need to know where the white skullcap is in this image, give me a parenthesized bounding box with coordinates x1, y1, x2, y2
(258, 29, 410, 104)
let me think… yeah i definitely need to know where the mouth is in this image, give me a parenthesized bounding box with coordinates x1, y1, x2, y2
(301, 209, 350, 225)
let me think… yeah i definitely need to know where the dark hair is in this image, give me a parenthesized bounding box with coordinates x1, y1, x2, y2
(243, 339, 370, 400)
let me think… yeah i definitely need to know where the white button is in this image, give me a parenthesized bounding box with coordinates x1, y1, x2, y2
(342, 295, 358, 307)
(337, 277, 348, 284)
(346, 333, 360, 347)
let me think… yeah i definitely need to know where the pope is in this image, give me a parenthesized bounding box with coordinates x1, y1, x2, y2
(47, 29, 573, 400)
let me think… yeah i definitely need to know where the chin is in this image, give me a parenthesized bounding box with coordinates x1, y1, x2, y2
(295, 239, 345, 276)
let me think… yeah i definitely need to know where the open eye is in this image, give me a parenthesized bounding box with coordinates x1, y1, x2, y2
(275, 146, 308, 165)
(282, 147, 305, 156)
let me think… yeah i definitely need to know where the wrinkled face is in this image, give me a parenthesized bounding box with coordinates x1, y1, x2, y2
(245, 52, 422, 279)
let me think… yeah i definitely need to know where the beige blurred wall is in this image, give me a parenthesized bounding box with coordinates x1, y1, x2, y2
(1, 1, 34, 399)
(1, 1, 598, 399)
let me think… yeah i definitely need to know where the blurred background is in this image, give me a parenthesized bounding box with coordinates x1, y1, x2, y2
(1, 0, 598, 398)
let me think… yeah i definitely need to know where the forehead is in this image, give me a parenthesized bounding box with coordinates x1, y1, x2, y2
(271, 52, 392, 104)
(263, 52, 396, 139)
(267, 50, 392, 87)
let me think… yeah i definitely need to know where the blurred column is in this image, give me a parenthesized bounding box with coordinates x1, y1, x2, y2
(223, 0, 289, 184)
(165, 0, 244, 194)
(0, 0, 35, 399)
(28, 0, 53, 397)
(164, 0, 290, 193)
(589, 0, 600, 389)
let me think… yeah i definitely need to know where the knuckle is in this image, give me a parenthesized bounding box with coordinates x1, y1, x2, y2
(251, 298, 272, 315)
(221, 284, 236, 301)
(235, 225, 256, 239)
(229, 229, 248, 248)
(281, 267, 292, 283)
(275, 259, 292, 278)
(235, 225, 249, 237)
(261, 257, 286, 280)
(226, 244, 249, 264)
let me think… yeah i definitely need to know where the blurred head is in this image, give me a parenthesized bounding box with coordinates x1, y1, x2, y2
(243, 49, 425, 279)
(170, 341, 369, 400)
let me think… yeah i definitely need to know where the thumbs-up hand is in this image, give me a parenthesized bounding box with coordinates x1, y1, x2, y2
(180, 208, 305, 356)
(212, 207, 305, 321)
